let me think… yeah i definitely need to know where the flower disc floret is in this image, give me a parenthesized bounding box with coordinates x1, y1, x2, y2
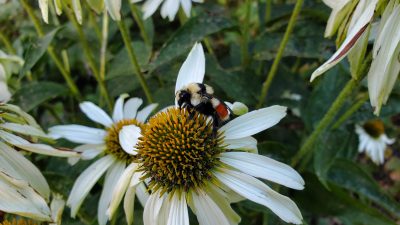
(362, 120, 385, 138)
(105, 119, 145, 161)
(137, 108, 224, 194)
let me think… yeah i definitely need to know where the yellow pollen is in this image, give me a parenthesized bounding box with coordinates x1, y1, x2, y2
(137, 108, 224, 194)
(104, 119, 146, 162)
(363, 120, 385, 138)
(0, 219, 37, 225)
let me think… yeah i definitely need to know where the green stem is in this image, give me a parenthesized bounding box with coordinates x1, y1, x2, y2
(100, 11, 109, 82)
(265, 0, 272, 23)
(0, 33, 15, 54)
(65, 7, 113, 110)
(291, 78, 359, 167)
(117, 20, 154, 103)
(241, 0, 251, 67)
(332, 93, 369, 129)
(130, 4, 151, 47)
(257, 0, 304, 108)
(20, 0, 82, 101)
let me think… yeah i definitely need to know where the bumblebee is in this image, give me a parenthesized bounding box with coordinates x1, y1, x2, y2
(175, 83, 231, 131)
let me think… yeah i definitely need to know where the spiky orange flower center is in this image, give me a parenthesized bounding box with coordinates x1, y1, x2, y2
(137, 108, 224, 194)
(104, 119, 145, 161)
(363, 120, 385, 138)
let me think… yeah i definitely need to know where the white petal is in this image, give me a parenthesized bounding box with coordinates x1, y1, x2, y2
(206, 183, 241, 225)
(72, 0, 83, 24)
(220, 106, 287, 140)
(136, 183, 150, 206)
(113, 94, 129, 122)
(310, 1, 378, 81)
(0, 104, 40, 128)
(38, 0, 49, 23)
(50, 194, 65, 224)
(322, 0, 352, 37)
(160, 0, 179, 21)
(214, 168, 303, 224)
(142, 0, 163, 19)
(175, 43, 205, 94)
(124, 186, 136, 225)
(0, 171, 51, 221)
(220, 152, 304, 190)
(144, 191, 164, 225)
(0, 82, 11, 103)
(79, 101, 113, 127)
(123, 98, 143, 119)
(98, 161, 126, 225)
(107, 163, 138, 218)
(67, 155, 116, 217)
(223, 136, 257, 152)
(136, 103, 159, 122)
(0, 131, 78, 157)
(53, 0, 63, 15)
(0, 122, 48, 138)
(180, 0, 192, 17)
(74, 144, 106, 160)
(167, 193, 189, 225)
(105, 0, 121, 21)
(190, 191, 230, 225)
(49, 125, 106, 144)
(119, 125, 141, 155)
(0, 142, 50, 200)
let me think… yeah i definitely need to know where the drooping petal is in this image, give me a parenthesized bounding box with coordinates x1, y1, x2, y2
(180, 0, 192, 17)
(53, 0, 63, 15)
(119, 125, 141, 155)
(50, 194, 65, 225)
(123, 98, 143, 119)
(223, 136, 257, 153)
(0, 81, 11, 103)
(143, 191, 165, 225)
(220, 106, 287, 140)
(214, 168, 303, 224)
(0, 171, 51, 221)
(310, 1, 378, 81)
(206, 183, 241, 225)
(107, 163, 138, 218)
(190, 191, 230, 225)
(67, 155, 116, 217)
(113, 94, 129, 122)
(79, 101, 113, 127)
(38, 0, 49, 23)
(72, 0, 83, 24)
(124, 186, 136, 225)
(175, 43, 205, 94)
(49, 125, 106, 144)
(142, 0, 163, 19)
(322, 0, 353, 37)
(160, 0, 180, 21)
(136, 183, 150, 206)
(0, 122, 48, 138)
(74, 144, 105, 160)
(0, 142, 50, 200)
(136, 103, 158, 122)
(98, 161, 126, 225)
(167, 193, 189, 225)
(105, 0, 121, 21)
(220, 152, 305, 190)
(0, 131, 78, 157)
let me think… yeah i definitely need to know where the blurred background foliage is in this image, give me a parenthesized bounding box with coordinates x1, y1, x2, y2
(1, 0, 400, 224)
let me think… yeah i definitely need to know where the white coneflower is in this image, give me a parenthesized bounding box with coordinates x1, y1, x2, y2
(356, 120, 395, 165)
(133, 0, 204, 21)
(0, 103, 75, 222)
(120, 43, 304, 224)
(311, 0, 400, 115)
(48, 94, 158, 225)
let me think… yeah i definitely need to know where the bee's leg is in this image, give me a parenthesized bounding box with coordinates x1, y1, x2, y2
(212, 114, 220, 137)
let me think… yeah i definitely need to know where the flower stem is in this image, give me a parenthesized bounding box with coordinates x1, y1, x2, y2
(241, 0, 251, 67)
(130, 4, 151, 47)
(117, 19, 154, 103)
(20, 0, 82, 101)
(291, 78, 359, 167)
(257, 0, 304, 108)
(0, 33, 15, 54)
(265, 0, 272, 23)
(65, 7, 113, 111)
(100, 11, 109, 82)
(332, 93, 369, 129)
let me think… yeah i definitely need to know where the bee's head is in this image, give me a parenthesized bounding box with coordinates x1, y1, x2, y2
(175, 89, 191, 108)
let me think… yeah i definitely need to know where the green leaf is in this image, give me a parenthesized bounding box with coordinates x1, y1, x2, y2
(328, 159, 400, 217)
(13, 82, 68, 111)
(147, 14, 235, 71)
(19, 28, 62, 78)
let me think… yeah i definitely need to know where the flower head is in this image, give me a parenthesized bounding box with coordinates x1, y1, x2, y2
(128, 43, 304, 225)
(133, 0, 204, 21)
(48, 95, 158, 225)
(356, 120, 395, 165)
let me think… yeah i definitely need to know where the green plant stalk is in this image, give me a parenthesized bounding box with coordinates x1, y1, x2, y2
(332, 93, 369, 129)
(257, 0, 304, 108)
(265, 0, 272, 23)
(130, 4, 151, 47)
(291, 78, 359, 167)
(0, 33, 15, 53)
(241, 0, 251, 67)
(117, 19, 154, 103)
(100, 10, 109, 81)
(65, 8, 113, 110)
(20, 0, 82, 101)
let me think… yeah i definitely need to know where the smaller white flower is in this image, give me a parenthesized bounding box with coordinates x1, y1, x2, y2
(134, 0, 204, 21)
(355, 120, 395, 165)
(49, 95, 158, 225)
